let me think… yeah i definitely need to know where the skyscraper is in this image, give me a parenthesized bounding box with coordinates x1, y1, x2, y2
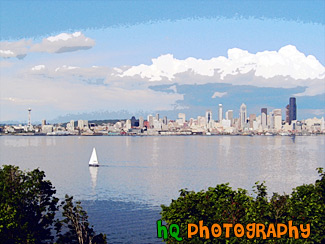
(249, 114, 256, 129)
(218, 104, 223, 122)
(285, 104, 290, 124)
(205, 110, 212, 124)
(240, 103, 247, 129)
(273, 109, 282, 130)
(289, 97, 297, 124)
(163, 116, 167, 125)
(139, 116, 144, 127)
(178, 113, 186, 124)
(261, 108, 267, 129)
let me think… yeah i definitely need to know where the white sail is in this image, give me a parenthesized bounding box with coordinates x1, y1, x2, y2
(89, 148, 99, 166)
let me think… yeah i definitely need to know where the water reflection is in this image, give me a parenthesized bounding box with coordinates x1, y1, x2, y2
(89, 166, 98, 190)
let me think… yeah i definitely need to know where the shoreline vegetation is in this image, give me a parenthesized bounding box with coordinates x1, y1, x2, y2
(0, 165, 107, 244)
(160, 168, 325, 243)
(1, 165, 324, 243)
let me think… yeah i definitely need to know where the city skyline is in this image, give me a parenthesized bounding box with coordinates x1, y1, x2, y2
(1, 96, 305, 127)
(1, 1, 324, 122)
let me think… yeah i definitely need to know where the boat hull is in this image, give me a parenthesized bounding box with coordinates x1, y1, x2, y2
(89, 164, 99, 167)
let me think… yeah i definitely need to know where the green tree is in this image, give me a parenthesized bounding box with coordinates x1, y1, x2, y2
(160, 168, 325, 243)
(0, 165, 107, 244)
(0, 165, 59, 244)
(56, 195, 107, 244)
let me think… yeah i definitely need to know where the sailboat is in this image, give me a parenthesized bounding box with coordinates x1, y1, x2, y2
(89, 148, 99, 167)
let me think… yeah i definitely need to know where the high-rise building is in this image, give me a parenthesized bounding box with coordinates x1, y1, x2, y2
(163, 116, 168, 125)
(261, 108, 267, 129)
(77, 120, 89, 130)
(139, 116, 144, 127)
(155, 113, 159, 121)
(225, 110, 233, 126)
(41, 119, 46, 126)
(240, 103, 247, 129)
(218, 104, 223, 122)
(273, 109, 282, 130)
(147, 115, 154, 128)
(130, 116, 138, 127)
(269, 112, 274, 129)
(289, 97, 297, 124)
(27, 108, 32, 127)
(249, 114, 256, 129)
(285, 104, 290, 124)
(205, 110, 212, 124)
(178, 113, 186, 124)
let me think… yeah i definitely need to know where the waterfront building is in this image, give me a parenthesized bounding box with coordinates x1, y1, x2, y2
(269, 112, 274, 129)
(67, 120, 75, 131)
(42, 119, 46, 126)
(249, 114, 256, 129)
(218, 104, 223, 122)
(289, 97, 297, 124)
(205, 110, 213, 128)
(126, 119, 131, 130)
(131, 116, 139, 127)
(225, 110, 233, 126)
(78, 120, 89, 130)
(42, 125, 53, 133)
(240, 103, 247, 129)
(163, 116, 167, 125)
(206, 110, 212, 124)
(261, 108, 267, 130)
(139, 116, 144, 128)
(147, 115, 154, 128)
(221, 119, 231, 128)
(178, 113, 186, 124)
(155, 113, 159, 121)
(285, 104, 290, 124)
(273, 109, 282, 131)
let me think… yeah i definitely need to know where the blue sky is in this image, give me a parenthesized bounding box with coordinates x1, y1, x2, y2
(0, 0, 324, 122)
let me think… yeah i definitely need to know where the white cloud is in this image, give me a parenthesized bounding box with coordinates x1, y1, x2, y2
(31, 65, 45, 71)
(0, 32, 95, 59)
(31, 32, 95, 53)
(117, 45, 325, 96)
(120, 45, 325, 81)
(211, 91, 227, 98)
(0, 39, 32, 59)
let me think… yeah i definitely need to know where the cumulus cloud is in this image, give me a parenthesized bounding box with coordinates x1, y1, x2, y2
(119, 45, 324, 81)
(116, 45, 325, 96)
(0, 32, 95, 59)
(30, 32, 95, 53)
(211, 91, 227, 98)
(0, 39, 32, 59)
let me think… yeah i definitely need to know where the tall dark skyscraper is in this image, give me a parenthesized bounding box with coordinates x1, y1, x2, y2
(261, 108, 267, 129)
(289, 97, 297, 124)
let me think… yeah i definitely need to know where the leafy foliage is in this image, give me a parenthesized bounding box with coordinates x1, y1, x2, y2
(161, 168, 325, 243)
(0, 165, 59, 244)
(56, 195, 107, 244)
(0, 165, 107, 244)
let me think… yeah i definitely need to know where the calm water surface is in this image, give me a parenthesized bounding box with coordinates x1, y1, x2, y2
(1, 136, 324, 243)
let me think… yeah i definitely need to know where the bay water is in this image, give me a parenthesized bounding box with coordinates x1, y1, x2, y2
(1, 135, 324, 243)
